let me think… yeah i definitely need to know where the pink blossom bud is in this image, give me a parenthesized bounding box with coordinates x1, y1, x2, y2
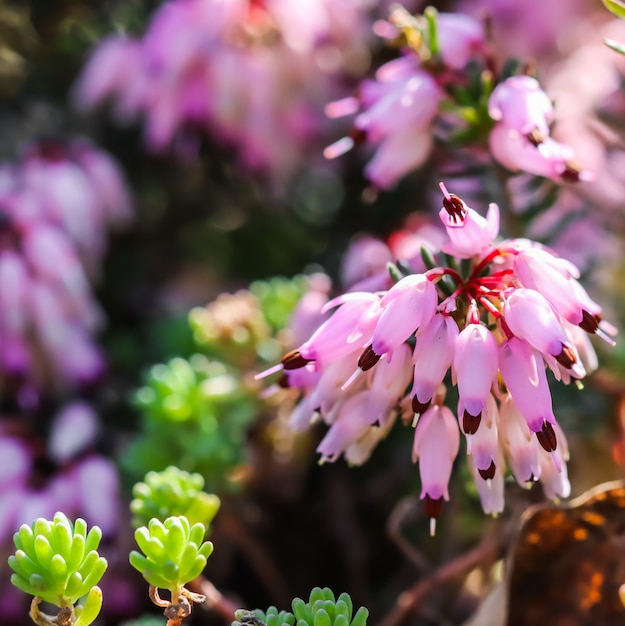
(499, 337, 556, 433)
(452, 323, 499, 431)
(411, 314, 458, 409)
(412, 405, 460, 502)
(372, 274, 437, 357)
(489, 126, 591, 182)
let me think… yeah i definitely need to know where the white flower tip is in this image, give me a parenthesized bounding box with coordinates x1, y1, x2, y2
(323, 137, 354, 160)
(430, 517, 437, 537)
(486, 478, 492, 490)
(466, 435, 473, 455)
(596, 326, 617, 347)
(550, 450, 563, 473)
(255, 363, 283, 380)
(341, 368, 363, 391)
(412, 414, 419, 428)
(324, 97, 359, 119)
(438, 181, 451, 200)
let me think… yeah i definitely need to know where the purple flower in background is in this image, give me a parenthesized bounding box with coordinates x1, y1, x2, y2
(260, 184, 615, 527)
(0, 139, 132, 393)
(74, 0, 373, 176)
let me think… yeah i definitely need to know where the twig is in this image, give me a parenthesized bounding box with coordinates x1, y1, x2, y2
(378, 533, 501, 626)
(387, 496, 430, 573)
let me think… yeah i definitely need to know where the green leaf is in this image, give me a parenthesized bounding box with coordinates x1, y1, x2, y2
(74, 586, 103, 626)
(603, 0, 625, 19)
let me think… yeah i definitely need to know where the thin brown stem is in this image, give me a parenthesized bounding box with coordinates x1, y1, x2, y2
(378, 533, 502, 626)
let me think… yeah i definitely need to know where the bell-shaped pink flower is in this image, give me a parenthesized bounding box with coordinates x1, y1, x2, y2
(412, 405, 460, 502)
(489, 126, 592, 182)
(298, 293, 379, 367)
(498, 393, 541, 485)
(538, 423, 570, 500)
(439, 196, 500, 259)
(411, 314, 458, 411)
(499, 337, 556, 433)
(468, 452, 505, 516)
(469, 394, 500, 478)
(503, 287, 581, 374)
(452, 323, 499, 431)
(372, 274, 437, 357)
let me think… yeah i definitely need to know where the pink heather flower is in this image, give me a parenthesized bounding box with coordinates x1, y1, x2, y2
(298, 293, 380, 367)
(436, 13, 486, 70)
(439, 191, 500, 259)
(265, 185, 614, 521)
(411, 313, 458, 412)
(452, 323, 499, 430)
(372, 274, 437, 357)
(498, 393, 541, 485)
(368, 343, 413, 427)
(503, 287, 584, 376)
(0, 139, 130, 391)
(489, 125, 592, 182)
(538, 422, 570, 499)
(317, 391, 377, 463)
(469, 394, 500, 478)
(412, 405, 460, 531)
(325, 56, 443, 188)
(498, 337, 556, 433)
(75, 0, 372, 177)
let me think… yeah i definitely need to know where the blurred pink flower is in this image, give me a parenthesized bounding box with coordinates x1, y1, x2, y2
(0, 139, 131, 392)
(75, 0, 373, 178)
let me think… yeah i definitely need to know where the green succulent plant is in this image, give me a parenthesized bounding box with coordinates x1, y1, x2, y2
(127, 354, 256, 491)
(129, 515, 213, 594)
(8, 512, 107, 626)
(233, 588, 368, 626)
(130, 466, 221, 530)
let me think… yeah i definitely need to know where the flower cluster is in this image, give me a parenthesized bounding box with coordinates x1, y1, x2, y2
(488, 75, 592, 183)
(259, 184, 615, 530)
(0, 139, 131, 394)
(325, 5, 590, 189)
(74, 0, 372, 175)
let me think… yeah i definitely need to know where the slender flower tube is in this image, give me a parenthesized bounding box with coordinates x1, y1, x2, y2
(499, 337, 556, 436)
(371, 274, 437, 358)
(412, 405, 460, 534)
(498, 393, 541, 485)
(411, 314, 459, 413)
(453, 323, 499, 434)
